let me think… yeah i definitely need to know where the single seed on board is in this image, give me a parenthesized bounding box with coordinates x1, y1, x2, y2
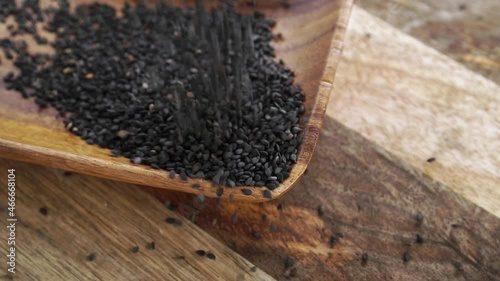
(361, 253, 368, 262)
(252, 231, 263, 239)
(195, 250, 206, 256)
(206, 252, 216, 260)
(216, 187, 224, 197)
(131, 246, 140, 253)
(166, 217, 182, 226)
(284, 256, 295, 268)
(277, 203, 284, 210)
(39, 207, 48, 216)
(87, 252, 97, 261)
(270, 224, 278, 232)
(192, 183, 201, 189)
(403, 251, 412, 263)
(242, 188, 252, 196)
(148, 241, 156, 250)
(416, 234, 424, 244)
(427, 157, 436, 163)
(263, 189, 272, 199)
(317, 205, 325, 216)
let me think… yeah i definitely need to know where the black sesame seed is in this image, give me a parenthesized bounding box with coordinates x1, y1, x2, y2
(87, 252, 97, 261)
(206, 252, 216, 260)
(63, 171, 73, 176)
(277, 203, 284, 210)
(361, 253, 368, 262)
(168, 170, 176, 179)
(284, 256, 295, 268)
(148, 242, 156, 250)
(335, 232, 345, 238)
(261, 214, 267, 221)
(427, 157, 436, 163)
(252, 231, 263, 239)
(263, 189, 272, 199)
(131, 246, 140, 253)
(453, 261, 463, 270)
(317, 204, 325, 216)
(216, 187, 224, 197)
(195, 250, 206, 256)
(232, 213, 239, 223)
(329, 235, 338, 248)
(242, 188, 253, 196)
(250, 266, 257, 272)
(192, 183, 201, 189)
(166, 217, 182, 226)
(416, 234, 424, 244)
(403, 251, 412, 263)
(270, 224, 278, 232)
(416, 213, 424, 223)
(39, 207, 48, 216)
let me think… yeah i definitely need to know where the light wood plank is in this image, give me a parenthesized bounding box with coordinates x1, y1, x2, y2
(0, 159, 274, 281)
(329, 6, 500, 217)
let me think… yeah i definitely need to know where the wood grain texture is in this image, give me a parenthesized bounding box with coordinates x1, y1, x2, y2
(330, 6, 500, 218)
(145, 117, 500, 281)
(0, 158, 274, 281)
(356, 0, 500, 84)
(0, 0, 353, 202)
(142, 6, 500, 281)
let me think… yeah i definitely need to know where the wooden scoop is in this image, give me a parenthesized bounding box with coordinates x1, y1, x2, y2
(0, 0, 352, 201)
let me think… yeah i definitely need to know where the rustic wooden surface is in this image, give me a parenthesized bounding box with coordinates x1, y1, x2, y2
(356, 0, 500, 84)
(0, 0, 351, 201)
(331, 7, 500, 218)
(0, 158, 274, 281)
(0, 1, 499, 281)
(142, 5, 500, 281)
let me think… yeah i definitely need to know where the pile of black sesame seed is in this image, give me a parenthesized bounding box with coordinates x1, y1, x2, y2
(1, 0, 305, 193)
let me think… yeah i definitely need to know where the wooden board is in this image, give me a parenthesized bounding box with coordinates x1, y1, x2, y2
(0, 158, 274, 281)
(0, 0, 352, 201)
(142, 6, 500, 281)
(330, 6, 500, 218)
(356, 0, 500, 84)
